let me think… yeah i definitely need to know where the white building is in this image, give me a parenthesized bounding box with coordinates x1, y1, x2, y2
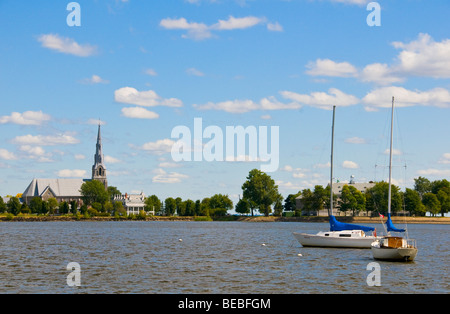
(113, 192, 153, 216)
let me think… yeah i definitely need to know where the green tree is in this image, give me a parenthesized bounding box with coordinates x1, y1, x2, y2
(422, 192, 440, 216)
(0, 196, 6, 213)
(113, 201, 126, 217)
(80, 180, 109, 206)
(284, 193, 300, 213)
(184, 199, 195, 216)
(107, 186, 121, 200)
(403, 188, 425, 216)
(436, 189, 450, 217)
(339, 185, 365, 215)
(365, 181, 402, 215)
(59, 201, 70, 214)
(29, 197, 43, 214)
(235, 198, 250, 215)
(164, 197, 177, 216)
(47, 198, 58, 215)
(7, 197, 21, 215)
(208, 194, 233, 216)
(414, 176, 431, 199)
(242, 169, 281, 216)
(273, 199, 283, 217)
(145, 195, 162, 215)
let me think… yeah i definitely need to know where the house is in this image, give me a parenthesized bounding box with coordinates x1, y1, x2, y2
(113, 192, 153, 216)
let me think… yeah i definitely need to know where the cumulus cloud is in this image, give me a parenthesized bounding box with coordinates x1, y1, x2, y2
(0, 148, 17, 160)
(121, 107, 159, 119)
(115, 87, 183, 108)
(342, 160, 359, 169)
(280, 88, 359, 110)
(306, 59, 358, 77)
(139, 139, 175, 155)
(152, 168, 188, 183)
(80, 75, 109, 84)
(160, 15, 278, 40)
(0, 111, 51, 126)
(11, 133, 80, 146)
(37, 34, 97, 57)
(57, 169, 87, 178)
(362, 86, 450, 110)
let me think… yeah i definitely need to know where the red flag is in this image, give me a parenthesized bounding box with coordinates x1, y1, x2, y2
(379, 214, 384, 218)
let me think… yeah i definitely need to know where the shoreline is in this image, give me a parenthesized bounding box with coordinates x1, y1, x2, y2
(1, 215, 449, 224)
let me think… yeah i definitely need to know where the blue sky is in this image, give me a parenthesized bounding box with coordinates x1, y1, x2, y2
(1, 0, 450, 207)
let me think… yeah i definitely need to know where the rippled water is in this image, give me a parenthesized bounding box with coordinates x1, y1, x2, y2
(0, 221, 448, 294)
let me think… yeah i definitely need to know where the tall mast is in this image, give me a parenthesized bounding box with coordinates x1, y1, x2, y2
(388, 97, 394, 215)
(329, 105, 336, 216)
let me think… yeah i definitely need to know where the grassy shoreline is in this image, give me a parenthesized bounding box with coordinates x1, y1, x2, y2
(1, 214, 449, 224)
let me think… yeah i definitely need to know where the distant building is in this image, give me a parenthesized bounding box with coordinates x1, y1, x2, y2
(113, 192, 153, 216)
(296, 175, 376, 216)
(22, 124, 108, 205)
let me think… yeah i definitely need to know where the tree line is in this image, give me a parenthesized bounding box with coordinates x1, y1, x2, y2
(1, 173, 447, 218)
(286, 176, 450, 217)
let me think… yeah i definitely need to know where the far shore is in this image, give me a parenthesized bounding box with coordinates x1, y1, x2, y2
(1, 214, 449, 224)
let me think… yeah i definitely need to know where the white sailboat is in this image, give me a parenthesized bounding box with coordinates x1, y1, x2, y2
(293, 106, 380, 248)
(371, 97, 418, 262)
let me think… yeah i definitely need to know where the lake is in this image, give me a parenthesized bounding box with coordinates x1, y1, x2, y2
(0, 221, 448, 294)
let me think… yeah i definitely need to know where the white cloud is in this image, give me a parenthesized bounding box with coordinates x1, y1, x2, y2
(87, 119, 106, 126)
(342, 160, 359, 169)
(37, 34, 97, 57)
(186, 68, 205, 76)
(74, 154, 86, 160)
(438, 153, 450, 164)
(80, 75, 109, 84)
(363, 86, 450, 110)
(345, 137, 367, 144)
(160, 15, 278, 40)
(212, 16, 265, 30)
(158, 162, 182, 168)
(417, 168, 450, 177)
(12, 134, 80, 146)
(19, 145, 53, 163)
(121, 107, 160, 119)
(152, 168, 188, 183)
(392, 33, 450, 78)
(140, 139, 175, 155)
(281, 88, 359, 110)
(57, 169, 87, 178)
(144, 68, 158, 76)
(306, 59, 358, 77)
(267, 22, 283, 32)
(115, 87, 183, 108)
(360, 63, 404, 85)
(0, 111, 51, 126)
(0, 148, 17, 160)
(104, 155, 122, 164)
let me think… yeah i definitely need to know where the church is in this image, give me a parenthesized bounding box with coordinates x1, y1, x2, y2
(22, 125, 108, 205)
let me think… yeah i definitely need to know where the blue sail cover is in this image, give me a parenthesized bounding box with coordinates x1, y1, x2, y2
(386, 213, 405, 232)
(329, 215, 375, 232)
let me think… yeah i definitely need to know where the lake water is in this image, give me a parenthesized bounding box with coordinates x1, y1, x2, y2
(0, 221, 448, 294)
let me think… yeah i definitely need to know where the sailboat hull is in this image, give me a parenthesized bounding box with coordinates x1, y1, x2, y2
(371, 246, 417, 262)
(293, 231, 379, 248)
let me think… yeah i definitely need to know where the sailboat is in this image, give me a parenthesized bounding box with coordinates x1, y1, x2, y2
(293, 106, 380, 248)
(371, 97, 418, 261)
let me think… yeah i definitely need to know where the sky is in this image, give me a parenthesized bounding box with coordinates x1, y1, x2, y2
(0, 0, 450, 208)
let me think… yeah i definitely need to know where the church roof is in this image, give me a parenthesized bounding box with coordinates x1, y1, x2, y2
(23, 178, 87, 198)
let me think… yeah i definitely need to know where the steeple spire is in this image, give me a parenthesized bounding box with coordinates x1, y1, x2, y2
(92, 123, 108, 189)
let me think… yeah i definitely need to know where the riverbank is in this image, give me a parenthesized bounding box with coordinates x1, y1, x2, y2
(1, 214, 449, 224)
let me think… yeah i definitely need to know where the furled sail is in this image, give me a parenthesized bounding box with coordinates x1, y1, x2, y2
(329, 215, 375, 232)
(385, 213, 405, 233)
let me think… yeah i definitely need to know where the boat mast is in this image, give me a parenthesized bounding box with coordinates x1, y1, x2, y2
(329, 105, 336, 216)
(388, 97, 394, 215)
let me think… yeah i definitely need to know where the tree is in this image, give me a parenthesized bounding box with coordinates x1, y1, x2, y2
(29, 197, 43, 214)
(164, 197, 177, 216)
(283, 194, 298, 213)
(339, 185, 365, 215)
(107, 186, 121, 200)
(235, 198, 250, 215)
(0, 196, 7, 213)
(298, 189, 313, 215)
(241, 169, 281, 216)
(59, 201, 70, 214)
(403, 188, 425, 216)
(436, 189, 450, 217)
(209, 194, 233, 216)
(273, 199, 283, 217)
(47, 198, 58, 215)
(365, 181, 402, 215)
(80, 180, 109, 206)
(7, 197, 21, 215)
(145, 195, 162, 215)
(184, 199, 195, 216)
(422, 193, 440, 216)
(414, 176, 431, 199)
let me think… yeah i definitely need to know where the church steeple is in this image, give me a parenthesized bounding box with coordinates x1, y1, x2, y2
(92, 123, 108, 189)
